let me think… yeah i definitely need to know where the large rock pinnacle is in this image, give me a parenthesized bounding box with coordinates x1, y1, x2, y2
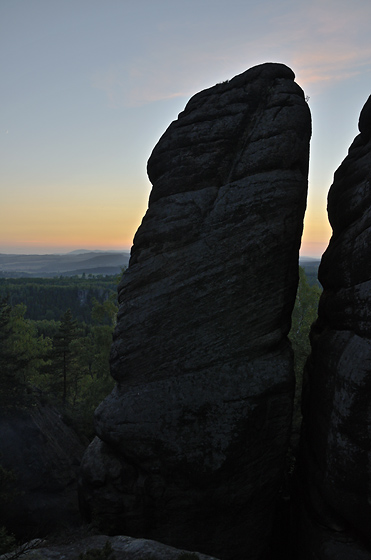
(80, 62, 311, 560)
(295, 94, 371, 559)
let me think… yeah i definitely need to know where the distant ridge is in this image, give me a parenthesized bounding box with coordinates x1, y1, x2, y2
(67, 249, 126, 255)
(299, 256, 321, 286)
(299, 256, 320, 262)
(0, 251, 130, 278)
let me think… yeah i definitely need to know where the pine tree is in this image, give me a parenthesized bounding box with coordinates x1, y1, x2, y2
(51, 309, 79, 405)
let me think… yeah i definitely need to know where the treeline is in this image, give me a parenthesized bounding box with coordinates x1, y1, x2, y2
(0, 289, 119, 438)
(0, 275, 119, 323)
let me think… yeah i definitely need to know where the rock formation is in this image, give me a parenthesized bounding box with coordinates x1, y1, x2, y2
(79, 62, 311, 560)
(295, 95, 371, 559)
(17, 534, 220, 560)
(0, 401, 85, 539)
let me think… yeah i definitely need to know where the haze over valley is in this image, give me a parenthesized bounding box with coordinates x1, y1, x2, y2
(0, 250, 130, 277)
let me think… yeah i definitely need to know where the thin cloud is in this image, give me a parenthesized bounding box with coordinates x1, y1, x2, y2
(272, 1, 371, 89)
(91, 0, 371, 107)
(91, 51, 232, 108)
(91, 63, 190, 108)
(292, 47, 371, 91)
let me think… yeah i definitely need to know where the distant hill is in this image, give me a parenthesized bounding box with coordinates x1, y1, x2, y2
(299, 256, 321, 286)
(0, 250, 320, 282)
(0, 251, 130, 278)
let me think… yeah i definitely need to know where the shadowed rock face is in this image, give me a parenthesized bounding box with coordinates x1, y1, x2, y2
(295, 95, 371, 559)
(80, 63, 311, 560)
(0, 403, 85, 538)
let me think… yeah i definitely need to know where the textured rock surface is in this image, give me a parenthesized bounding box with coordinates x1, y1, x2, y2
(16, 535, 220, 560)
(80, 62, 311, 560)
(295, 95, 371, 559)
(0, 402, 85, 538)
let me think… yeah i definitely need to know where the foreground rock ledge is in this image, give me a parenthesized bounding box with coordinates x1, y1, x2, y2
(80, 62, 311, 560)
(7, 535, 220, 560)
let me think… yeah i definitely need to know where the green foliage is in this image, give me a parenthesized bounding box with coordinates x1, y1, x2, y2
(33, 319, 60, 338)
(91, 296, 117, 326)
(78, 541, 116, 560)
(0, 274, 119, 438)
(288, 266, 321, 454)
(29, 293, 118, 438)
(289, 266, 321, 382)
(0, 298, 51, 407)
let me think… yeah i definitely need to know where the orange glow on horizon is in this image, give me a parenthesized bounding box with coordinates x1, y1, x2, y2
(0, 183, 148, 255)
(1, 178, 332, 257)
(1, 205, 332, 257)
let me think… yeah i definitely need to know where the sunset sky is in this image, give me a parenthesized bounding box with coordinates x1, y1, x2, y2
(1, 0, 371, 257)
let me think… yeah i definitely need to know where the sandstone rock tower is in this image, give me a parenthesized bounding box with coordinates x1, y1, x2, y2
(295, 95, 371, 559)
(80, 63, 311, 560)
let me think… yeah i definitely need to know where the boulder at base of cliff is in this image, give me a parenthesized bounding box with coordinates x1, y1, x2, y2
(80, 62, 311, 560)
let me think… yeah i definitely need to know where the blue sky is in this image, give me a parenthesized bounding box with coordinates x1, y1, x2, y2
(1, 0, 371, 256)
